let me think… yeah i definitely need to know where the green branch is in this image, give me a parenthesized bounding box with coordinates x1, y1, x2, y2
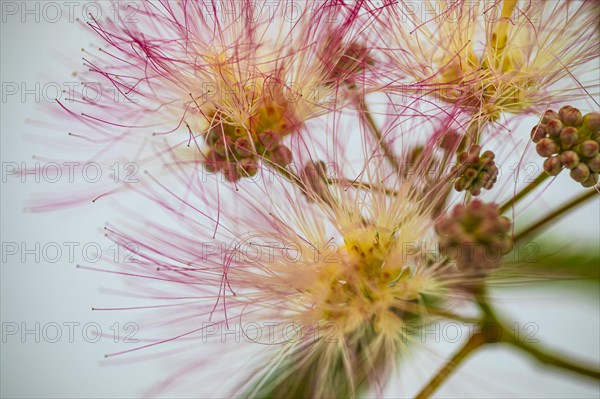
(506, 334, 600, 380)
(357, 99, 401, 173)
(414, 294, 600, 398)
(500, 172, 550, 214)
(514, 189, 598, 243)
(414, 330, 487, 399)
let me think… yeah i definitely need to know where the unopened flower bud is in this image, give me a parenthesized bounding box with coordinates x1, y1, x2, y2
(234, 137, 254, 157)
(223, 164, 241, 182)
(543, 156, 563, 176)
(233, 127, 246, 137)
(326, 40, 372, 85)
(581, 173, 598, 188)
(238, 158, 258, 177)
(586, 155, 600, 173)
(405, 146, 425, 167)
(465, 168, 478, 179)
(581, 140, 599, 158)
(213, 136, 230, 156)
(536, 138, 558, 157)
(559, 127, 578, 148)
(258, 130, 280, 149)
(570, 163, 590, 183)
(559, 150, 580, 169)
(300, 161, 331, 201)
(530, 124, 547, 143)
(481, 150, 495, 162)
(545, 119, 563, 137)
(582, 112, 600, 131)
(559, 105, 583, 127)
(541, 110, 559, 124)
(204, 150, 223, 173)
(270, 145, 293, 166)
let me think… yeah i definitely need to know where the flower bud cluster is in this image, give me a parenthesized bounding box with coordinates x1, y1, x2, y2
(203, 114, 294, 182)
(531, 106, 600, 187)
(451, 145, 498, 196)
(435, 200, 512, 271)
(326, 40, 373, 87)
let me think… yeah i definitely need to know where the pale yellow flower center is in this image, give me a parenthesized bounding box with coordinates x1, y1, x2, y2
(438, 0, 536, 120)
(306, 226, 425, 334)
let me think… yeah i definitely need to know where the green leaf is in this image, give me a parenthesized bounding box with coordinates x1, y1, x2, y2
(493, 239, 600, 286)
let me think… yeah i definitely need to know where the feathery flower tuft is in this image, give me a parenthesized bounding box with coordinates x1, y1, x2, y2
(27, 1, 600, 397)
(38, 0, 375, 204)
(97, 115, 480, 397)
(376, 0, 600, 124)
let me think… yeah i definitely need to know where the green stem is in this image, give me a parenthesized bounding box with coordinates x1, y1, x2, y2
(415, 294, 600, 398)
(414, 330, 487, 399)
(514, 189, 598, 243)
(277, 165, 302, 185)
(279, 166, 337, 209)
(500, 173, 550, 214)
(357, 100, 401, 173)
(505, 334, 600, 380)
(465, 119, 484, 147)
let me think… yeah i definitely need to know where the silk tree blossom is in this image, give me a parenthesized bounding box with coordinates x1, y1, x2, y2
(91, 112, 500, 397)
(26, 0, 600, 397)
(58, 88, 600, 398)
(374, 0, 599, 126)
(99, 181, 466, 397)
(33, 0, 376, 210)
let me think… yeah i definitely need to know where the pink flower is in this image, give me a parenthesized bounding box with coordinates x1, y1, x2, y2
(373, 0, 599, 124)
(32, 0, 375, 210)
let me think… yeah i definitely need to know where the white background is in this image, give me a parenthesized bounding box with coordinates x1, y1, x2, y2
(1, 1, 599, 398)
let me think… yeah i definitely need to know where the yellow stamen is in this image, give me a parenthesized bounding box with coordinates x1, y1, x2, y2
(491, 0, 518, 51)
